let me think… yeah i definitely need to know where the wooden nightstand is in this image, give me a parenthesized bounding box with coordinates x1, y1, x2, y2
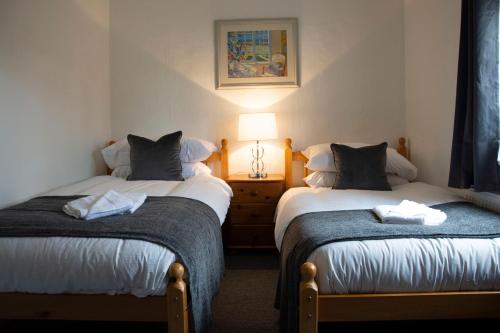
(223, 173, 285, 250)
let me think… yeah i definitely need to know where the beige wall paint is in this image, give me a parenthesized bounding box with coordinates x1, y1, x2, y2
(110, 0, 406, 175)
(404, 0, 461, 187)
(0, 0, 110, 207)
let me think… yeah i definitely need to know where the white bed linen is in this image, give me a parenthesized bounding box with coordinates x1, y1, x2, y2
(275, 182, 500, 294)
(0, 175, 232, 297)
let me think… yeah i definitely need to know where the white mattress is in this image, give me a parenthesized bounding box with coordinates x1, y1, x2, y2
(0, 175, 232, 297)
(275, 182, 500, 294)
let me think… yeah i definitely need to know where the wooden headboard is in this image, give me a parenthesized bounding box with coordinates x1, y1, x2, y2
(106, 138, 229, 180)
(284, 137, 409, 190)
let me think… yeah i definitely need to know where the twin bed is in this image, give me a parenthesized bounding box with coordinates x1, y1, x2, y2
(279, 138, 500, 333)
(0, 136, 498, 333)
(0, 139, 230, 333)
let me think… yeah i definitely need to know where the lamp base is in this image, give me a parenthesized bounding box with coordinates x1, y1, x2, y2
(248, 172, 268, 179)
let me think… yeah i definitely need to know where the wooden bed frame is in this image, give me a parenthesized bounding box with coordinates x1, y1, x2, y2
(0, 139, 229, 333)
(283, 137, 500, 333)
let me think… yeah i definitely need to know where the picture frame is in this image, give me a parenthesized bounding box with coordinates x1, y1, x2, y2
(215, 18, 299, 89)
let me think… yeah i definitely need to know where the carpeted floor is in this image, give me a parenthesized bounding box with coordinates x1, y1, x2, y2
(209, 253, 280, 333)
(1, 253, 497, 332)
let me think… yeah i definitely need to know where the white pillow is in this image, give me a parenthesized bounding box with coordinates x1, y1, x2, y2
(386, 174, 410, 187)
(303, 171, 336, 188)
(111, 163, 211, 180)
(101, 136, 217, 169)
(181, 162, 212, 179)
(303, 171, 409, 188)
(102, 139, 130, 170)
(302, 143, 418, 181)
(385, 151, 417, 181)
(179, 136, 217, 163)
(111, 165, 131, 179)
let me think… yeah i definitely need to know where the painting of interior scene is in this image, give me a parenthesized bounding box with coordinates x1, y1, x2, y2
(227, 30, 287, 78)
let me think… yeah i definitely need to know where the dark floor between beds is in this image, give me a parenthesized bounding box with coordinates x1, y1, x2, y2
(0, 252, 497, 333)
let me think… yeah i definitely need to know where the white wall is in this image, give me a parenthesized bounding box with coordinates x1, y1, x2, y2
(110, 0, 406, 175)
(0, 0, 110, 207)
(0, 0, 461, 201)
(404, 0, 461, 187)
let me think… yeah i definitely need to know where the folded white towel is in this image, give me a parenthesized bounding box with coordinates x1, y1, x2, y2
(63, 190, 147, 220)
(373, 200, 447, 226)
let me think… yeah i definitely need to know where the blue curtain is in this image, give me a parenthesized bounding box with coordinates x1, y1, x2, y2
(449, 0, 500, 192)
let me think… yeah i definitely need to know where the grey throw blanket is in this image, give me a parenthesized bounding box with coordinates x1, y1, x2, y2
(0, 195, 225, 333)
(276, 201, 500, 333)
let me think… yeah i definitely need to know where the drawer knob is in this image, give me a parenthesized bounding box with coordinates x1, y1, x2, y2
(250, 190, 259, 196)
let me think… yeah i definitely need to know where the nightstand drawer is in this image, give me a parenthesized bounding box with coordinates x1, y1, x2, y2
(231, 182, 283, 203)
(224, 174, 284, 250)
(225, 225, 275, 248)
(230, 203, 276, 224)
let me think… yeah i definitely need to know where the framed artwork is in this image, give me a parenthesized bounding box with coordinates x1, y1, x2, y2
(215, 18, 299, 89)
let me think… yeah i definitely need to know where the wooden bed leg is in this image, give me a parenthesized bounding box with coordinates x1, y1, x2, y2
(300, 262, 318, 333)
(167, 263, 188, 333)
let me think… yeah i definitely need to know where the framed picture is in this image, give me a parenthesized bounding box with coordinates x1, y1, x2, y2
(215, 18, 299, 89)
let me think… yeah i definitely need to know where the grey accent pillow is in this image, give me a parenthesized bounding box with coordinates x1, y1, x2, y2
(330, 142, 391, 191)
(127, 131, 184, 181)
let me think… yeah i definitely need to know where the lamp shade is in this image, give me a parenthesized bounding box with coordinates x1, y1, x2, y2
(238, 113, 278, 141)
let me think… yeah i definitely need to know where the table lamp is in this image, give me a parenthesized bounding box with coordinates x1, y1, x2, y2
(238, 113, 278, 178)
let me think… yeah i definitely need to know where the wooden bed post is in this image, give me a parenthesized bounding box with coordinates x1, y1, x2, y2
(397, 137, 409, 160)
(285, 138, 310, 189)
(221, 138, 228, 180)
(299, 262, 318, 333)
(285, 138, 293, 190)
(167, 263, 189, 333)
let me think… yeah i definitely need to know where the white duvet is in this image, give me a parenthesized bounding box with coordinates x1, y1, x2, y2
(275, 182, 500, 294)
(0, 175, 232, 297)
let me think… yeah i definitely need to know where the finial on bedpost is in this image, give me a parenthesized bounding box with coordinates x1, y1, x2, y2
(285, 138, 293, 190)
(397, 137, 409, 160)
(300, 262, 317, 283)
(167, 262, 189, 332)
(220, 138, 228, 180)
(169, 263, 185, 284)
(299, 262, 318, 333)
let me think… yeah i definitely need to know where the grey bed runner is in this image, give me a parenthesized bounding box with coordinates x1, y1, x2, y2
(276, 201, 500, 333)
(0, 195, 225, 333)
